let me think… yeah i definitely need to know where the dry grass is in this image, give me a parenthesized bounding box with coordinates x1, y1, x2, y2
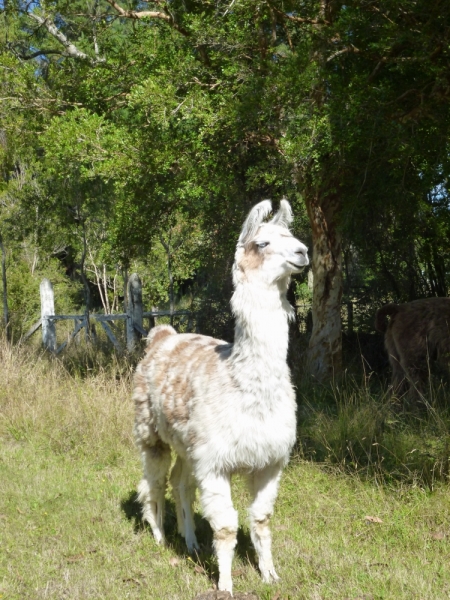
(0, 340, 134, 461)
(1, 338, 450, 599)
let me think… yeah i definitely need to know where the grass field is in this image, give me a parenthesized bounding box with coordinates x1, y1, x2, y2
(1, 340, 449, 599)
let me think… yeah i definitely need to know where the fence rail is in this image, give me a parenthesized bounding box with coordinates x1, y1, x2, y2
(24, 275, 195, 354)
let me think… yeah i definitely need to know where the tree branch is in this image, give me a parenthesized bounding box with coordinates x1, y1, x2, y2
(13, 48, 64, 60)
(327, 45, 360, 62)
(28, 12, 105, 65)
(103, 0, 190, 36)
(267, 2, 329, 26)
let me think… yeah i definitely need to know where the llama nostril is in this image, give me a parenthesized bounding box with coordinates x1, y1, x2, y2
(295, 248, 309, 265)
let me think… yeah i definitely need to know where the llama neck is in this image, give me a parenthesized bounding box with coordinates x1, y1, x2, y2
(230, 277, 293, 394)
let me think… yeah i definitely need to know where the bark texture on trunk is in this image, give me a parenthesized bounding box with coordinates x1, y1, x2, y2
(306, 190, 343, 380)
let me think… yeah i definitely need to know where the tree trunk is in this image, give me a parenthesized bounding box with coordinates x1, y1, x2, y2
(305, 190, 343, 381)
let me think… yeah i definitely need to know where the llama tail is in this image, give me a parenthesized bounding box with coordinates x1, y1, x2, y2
(374, 303, 399, 333)
(146, 324, 177, 347)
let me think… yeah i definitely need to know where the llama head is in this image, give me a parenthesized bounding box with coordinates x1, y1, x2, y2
(234, 199, 309, 286)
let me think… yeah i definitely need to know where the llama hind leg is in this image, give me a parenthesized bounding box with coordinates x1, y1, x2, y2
(169, 457, 185, 537)
(386, 334, 408, 397)
(170, 456, 199, 551)
(248, 464, 283, 583)
(137, 440, 171, 544)
(199, 473, 238, 594)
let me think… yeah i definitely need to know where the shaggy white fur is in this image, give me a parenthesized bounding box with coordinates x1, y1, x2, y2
(133, 199, 309, 594)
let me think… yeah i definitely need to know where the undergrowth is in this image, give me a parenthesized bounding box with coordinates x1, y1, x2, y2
(2, 335, 450, 488)
(297, 373, 450, 489)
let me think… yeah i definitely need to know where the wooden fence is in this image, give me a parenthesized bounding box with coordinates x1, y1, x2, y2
(24, 274, 194, 354)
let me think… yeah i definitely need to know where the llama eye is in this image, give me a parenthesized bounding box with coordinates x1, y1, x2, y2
(256, 242, 269, 249)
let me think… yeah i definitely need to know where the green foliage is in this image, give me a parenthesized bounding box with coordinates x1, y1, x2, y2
(1, 0, 450, 339)
(5, 247, 82, 333)
(128, 211, 205, 309)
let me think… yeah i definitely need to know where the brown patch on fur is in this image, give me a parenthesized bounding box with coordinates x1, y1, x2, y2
(152, 360, 167, 394)
(253, 516, 271, 536)
(238, 243, 265, 273)
(140, 337, 161, 372)
(203, 348, 221, 378)
(147, 325, 176, 348)
(161, 340, 197, 427)
(170, 340, 194, 362)
(188, 428, 198, 447)
(375, 298, 450, 397)
(152, 340, 190, 394)
(136, 334, 229, 438)
(165, 397, 190, 426)
(214, 527, 238, 541)
(133, 369, 148, 401)
(133, 366, 160, 448)
(172, 372, 185, 394)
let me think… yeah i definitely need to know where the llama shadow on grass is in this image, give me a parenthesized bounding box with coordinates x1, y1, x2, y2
(120, 490, 257, 584)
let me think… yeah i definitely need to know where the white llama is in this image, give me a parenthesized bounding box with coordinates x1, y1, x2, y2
(133, 199, 309, 594)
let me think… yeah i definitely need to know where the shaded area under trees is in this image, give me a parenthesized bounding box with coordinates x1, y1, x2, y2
(0, 0, 449, 380)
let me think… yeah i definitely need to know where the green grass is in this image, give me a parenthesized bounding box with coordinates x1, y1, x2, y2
(1, 339, 450, 599)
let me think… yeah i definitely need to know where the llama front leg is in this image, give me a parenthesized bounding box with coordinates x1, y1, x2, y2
(170, 456, 199, 551)
(198, 473, 238, 594)
(137, 441, 171, 544)
(248, 464, 283, 583)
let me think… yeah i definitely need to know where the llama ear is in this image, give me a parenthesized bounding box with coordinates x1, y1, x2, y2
(270, 198, 293, 228)
(238, 200, 273, 246)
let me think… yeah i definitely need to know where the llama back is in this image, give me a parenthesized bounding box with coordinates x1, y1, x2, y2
(379, 298, 450, 342)
(146, 324, 177, 347)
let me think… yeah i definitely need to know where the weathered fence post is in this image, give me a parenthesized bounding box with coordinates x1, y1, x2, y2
(127, 273, 144, 352)
(40, 278, 56, 352)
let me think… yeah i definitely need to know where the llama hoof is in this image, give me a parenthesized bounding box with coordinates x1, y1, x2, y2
(155, 538, 167, 547)
(153, 532, 167, 546)
(186, 539, 200, 554)
(261, 567, 280, 583)
(218, 576, 233, 595)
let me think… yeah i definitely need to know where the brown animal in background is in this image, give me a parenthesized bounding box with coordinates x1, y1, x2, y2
(375, 298, 450, 397)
